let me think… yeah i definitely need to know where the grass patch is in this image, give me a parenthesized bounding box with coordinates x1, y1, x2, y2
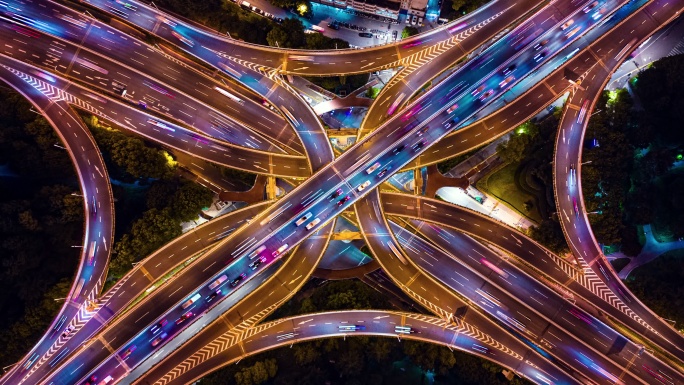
(366, 86, 381, 99)
(477, 162, 542, 224)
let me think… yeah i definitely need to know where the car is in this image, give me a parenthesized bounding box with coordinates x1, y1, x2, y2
(471, 84, 486, 96)
(329, 188, 343, 200)
(412, 140, 426, 152)
(337, 195, 351, 206)
(230, 273, 247, 287)
(176, 311, 193, 325)
(392, 144, 405, 154)
(295, 212, 313, 226)
(249, 256, 266, 270)
(150, 319, 168, 334)
(533, 39, 548, 51)
(583, 1, 598, 12)
(205, 289, 221, 303)
(479, 90, 494, 101)
(446, 102, 459, 113)
(401, 106, 420, 121)
(411, 15, 417, 25)
(305, 218, 321, 230)
(358, 32, 373, 38)
(591, 7, 606, 19)
(151, 332, 168, 347)
(357, 180, 371, 192)
(502, 64, 516, 75)
(533, 51, 547, 62)
(366, 162, 381, 174)
(97, 376, 113, 385)
(137, 100, 147, 109)
(417, 126, 429, 136)
(261, 99, 274, 110)
(561, 19, 574, 30)
(499, 76, 515, 88)
(61, 326, 73, 338)
(377, 167, 391, 178)
(84, 375, 98, 385)
(565, 26, 581, 39)
(444, 119, 458, 129)
(121, 345, 137, 359)
(272, 244, 289, 257)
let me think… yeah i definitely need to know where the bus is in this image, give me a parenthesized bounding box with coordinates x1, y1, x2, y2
(218, 62, 242, 79)
(88, 240, 97, 266)
(387, 93, 406, 115)
(214, 86, 244, 104)
(280, 106, 299, 127)
(181, 293, 202, 309)
(72, 278, 85, 301)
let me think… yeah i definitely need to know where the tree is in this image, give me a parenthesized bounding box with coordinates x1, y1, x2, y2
(110, 209, 181, 277)
(267, 18, 305, 48)
(401, 26, 419, 39)
(528, 219, 569, 254)
(170, 181, 213, 222)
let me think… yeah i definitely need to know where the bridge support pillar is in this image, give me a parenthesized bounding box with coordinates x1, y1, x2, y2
(266, 176, 278, 200)
(413, 168, 422, 195)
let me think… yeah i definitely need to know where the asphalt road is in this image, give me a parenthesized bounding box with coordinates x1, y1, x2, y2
(0, 61, 115, 384)
(552, 0, 684, 368)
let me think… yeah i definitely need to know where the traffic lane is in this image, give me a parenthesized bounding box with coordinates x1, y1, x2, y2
(552, 2, 684, 360)
(4, 0, 318, 159)
(407, 0, 655, 170)
(379, 191, 684, 359)
(88, 0, 491, 75)
(389, 221, 651, 385)
(360, 0, 548, 134)
(35, 203, 270, 384)
(0, 14, 302, 155)
(74, 20, 304, 154)
(412, 221, 684, 384)
(0, 54, 311, 177)
(69, 218, 333, 384)
(268, 85, 334, 171)
(354, 191, 556, 377)
(135, 221, 335, 384)
(149, 310, 579, 385)
(50, 257, 281, 385)
(38, 201, 267, 385)
(0, 66, 115, 383)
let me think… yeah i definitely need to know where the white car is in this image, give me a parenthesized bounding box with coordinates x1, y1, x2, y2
(357, 180, 371, 192)
(295, 212, 312, 226)
(305, 218, 321, 230)
(366, 162, 381, 174)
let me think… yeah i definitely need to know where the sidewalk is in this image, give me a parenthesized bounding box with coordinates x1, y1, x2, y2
(433, 134, 535, 230)
(617, 224, 684, 279)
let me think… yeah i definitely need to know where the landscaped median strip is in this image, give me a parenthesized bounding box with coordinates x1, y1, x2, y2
(120, 248, 210, 317)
